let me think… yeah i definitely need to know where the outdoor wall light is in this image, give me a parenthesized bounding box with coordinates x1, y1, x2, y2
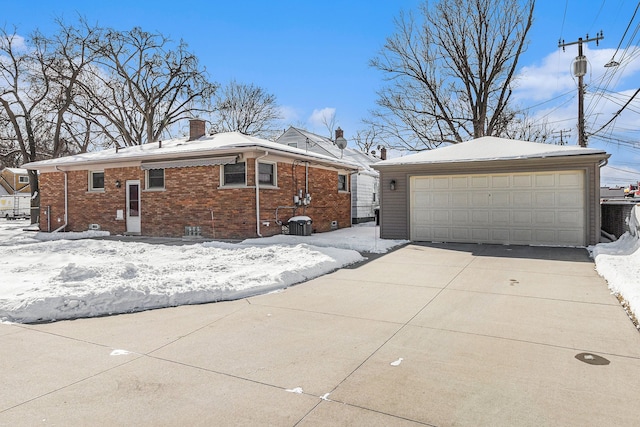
(115, 180, 121, 188)
(390, 179, 396, 191)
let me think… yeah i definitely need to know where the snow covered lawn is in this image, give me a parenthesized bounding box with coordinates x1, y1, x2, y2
(3, 213, 639, 327)
(0, 220, 407, 324)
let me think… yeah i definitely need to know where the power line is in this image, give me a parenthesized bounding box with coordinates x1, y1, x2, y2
(517, 90, 575, 112)
(604, 165, 640, 175)
(606, 1, 640, 65)
(588, 87, 640, 136)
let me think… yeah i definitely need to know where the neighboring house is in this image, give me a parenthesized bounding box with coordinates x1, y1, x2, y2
(0, 167, 31, 195)
(22, 119, 359, 239)
(276, 126, 382, 223)
(600, 186, 625, 199)
(0, 167, 32, 219)
(373, 136, 610, 247)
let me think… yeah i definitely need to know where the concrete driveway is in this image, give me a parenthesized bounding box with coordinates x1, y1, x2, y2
(1, 243, 639, 426)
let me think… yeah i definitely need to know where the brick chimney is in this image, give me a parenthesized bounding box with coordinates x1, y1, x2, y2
(334, 127, 344, 141)
(189, 118, 206, 141)
(380, 147, 387, 160)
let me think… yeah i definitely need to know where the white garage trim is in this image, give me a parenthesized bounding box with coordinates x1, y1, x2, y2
(410, 170, 586, 246)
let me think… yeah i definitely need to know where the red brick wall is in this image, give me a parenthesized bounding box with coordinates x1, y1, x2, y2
(38, 158, 351, 239)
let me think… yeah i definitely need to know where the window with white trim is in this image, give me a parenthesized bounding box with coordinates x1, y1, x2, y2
(338, 174, 348, 192)
(222, 162, 246, 186)
(89, 171, 105, 191)
(146, 168, 165, 189)
(258, 162, 276, 186)
(18, 175, 29, 184)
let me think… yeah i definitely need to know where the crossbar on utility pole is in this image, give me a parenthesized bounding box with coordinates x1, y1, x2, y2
(558, 32, 604, 147)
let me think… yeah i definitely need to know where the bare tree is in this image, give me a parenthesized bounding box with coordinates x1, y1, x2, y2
(320, 109, 337, 140)
(352, 122, 383, 154)
(501, 109, 554, 143)
(80, 27, 217, 146)
(370, 0, 535, 150)
(0, 20, 101, 221)
(211, 80, 282, 139)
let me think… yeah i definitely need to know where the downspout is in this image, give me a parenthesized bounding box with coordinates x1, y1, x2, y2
(305, 161, 309, 195)
(53, 166, 68, 233)
(304, 161, 309, 215)
(255, 151, 269, 237)
(350, 171, 358, 225)
(595, 157, 609, 245)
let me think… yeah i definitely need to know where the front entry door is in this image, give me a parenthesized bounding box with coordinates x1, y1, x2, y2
(126, 180, 141, 234)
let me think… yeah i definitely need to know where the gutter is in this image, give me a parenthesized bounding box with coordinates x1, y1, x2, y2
(255, 151, 269, 237)
(23, 145, 361, 173)
(53, 166, 68, 233)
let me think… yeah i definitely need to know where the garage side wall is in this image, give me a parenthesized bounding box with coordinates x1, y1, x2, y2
(375, 155, 607, 245)
(378, 171, 409, 239)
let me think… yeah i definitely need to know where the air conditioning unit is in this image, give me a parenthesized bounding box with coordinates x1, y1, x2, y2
(88, 223, 101, 230)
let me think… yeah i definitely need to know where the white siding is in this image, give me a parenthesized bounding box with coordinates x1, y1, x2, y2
(352, 174, 379, 221)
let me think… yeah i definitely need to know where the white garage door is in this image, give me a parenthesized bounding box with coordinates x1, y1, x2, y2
(410, 171, 585, 246)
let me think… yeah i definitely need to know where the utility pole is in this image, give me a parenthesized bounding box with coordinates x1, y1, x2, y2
(551, 129, 572, 145)
(558, 32, 604, 147)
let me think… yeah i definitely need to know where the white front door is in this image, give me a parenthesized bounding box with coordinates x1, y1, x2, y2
(126, 180, 141, 234)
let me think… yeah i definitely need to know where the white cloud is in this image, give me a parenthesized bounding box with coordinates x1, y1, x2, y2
(512, 46, 640, 156)
(514, 46, 640, 103)
(278, 105, 299, 123)
(0, 33, 27, 52)
(308, 107, 336, 127)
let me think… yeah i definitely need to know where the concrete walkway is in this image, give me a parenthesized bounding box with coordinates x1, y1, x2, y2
(1, 243, 639, 426)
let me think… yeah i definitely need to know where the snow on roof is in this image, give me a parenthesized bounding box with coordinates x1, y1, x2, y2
(375, 136, 608, 166)
(277, 127, 380, 172)
(2, 167, 28, 174)
(22, 132, 360, 171)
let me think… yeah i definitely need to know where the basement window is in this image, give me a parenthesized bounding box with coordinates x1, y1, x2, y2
(146, 168, 165, 190)
(89, 171, 105, 191)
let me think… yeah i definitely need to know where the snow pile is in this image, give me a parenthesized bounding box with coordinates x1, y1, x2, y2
(35, 230, 110, 241)
(589, 205, 640, 324)
(0, 220, 406, 323)
(242, 222, 406, 254)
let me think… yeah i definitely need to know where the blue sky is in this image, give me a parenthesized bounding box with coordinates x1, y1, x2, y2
(3, 0, 640, 185)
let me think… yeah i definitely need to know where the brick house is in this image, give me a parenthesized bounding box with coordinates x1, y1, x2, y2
(276, 126, 383, 223)
(22, 120, 359, 239)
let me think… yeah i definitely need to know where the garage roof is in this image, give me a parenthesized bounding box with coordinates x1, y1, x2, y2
(375, 136, 607, 166)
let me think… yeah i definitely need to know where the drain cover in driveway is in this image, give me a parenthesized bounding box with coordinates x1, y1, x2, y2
(575, 353, 610, 365)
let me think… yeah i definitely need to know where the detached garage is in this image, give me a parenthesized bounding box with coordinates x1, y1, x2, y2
(372, 137, 610, 246)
